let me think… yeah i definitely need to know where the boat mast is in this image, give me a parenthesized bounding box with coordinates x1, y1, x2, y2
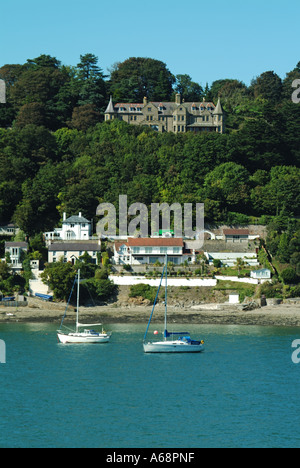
(76, 269, 80, 333)
(164, 255, 167, 340)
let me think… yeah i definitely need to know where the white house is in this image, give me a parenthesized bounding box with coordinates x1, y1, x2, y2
(205, 251, 259, 267)
(113, 237, 187, 265)
(0, 223, 19, 237)
(250, 268, 271, 280)
(48, 242, 101, 265)
(223, 229, 259, 243)
(4, 242, 28, 272)
(44, 212, 93, 245)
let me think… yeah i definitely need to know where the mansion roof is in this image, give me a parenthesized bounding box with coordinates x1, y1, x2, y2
(107, 100, 221, 116)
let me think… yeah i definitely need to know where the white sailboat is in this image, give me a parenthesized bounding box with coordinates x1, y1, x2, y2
(57, 269, 111, 344)
(143, 256, 205, 353)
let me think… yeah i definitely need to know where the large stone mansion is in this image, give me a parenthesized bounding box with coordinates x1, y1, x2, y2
(104, 94, 225, 134)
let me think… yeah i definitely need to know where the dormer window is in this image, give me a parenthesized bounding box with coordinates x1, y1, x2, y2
(130, 107, 136, 112)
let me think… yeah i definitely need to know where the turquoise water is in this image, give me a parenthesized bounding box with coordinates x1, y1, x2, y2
(0, 323, 300, 448)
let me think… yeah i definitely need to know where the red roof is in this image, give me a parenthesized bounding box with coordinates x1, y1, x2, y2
(127, 237, 184, 247)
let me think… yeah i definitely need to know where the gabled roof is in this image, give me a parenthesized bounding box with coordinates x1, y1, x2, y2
(115, 242, 128, 252)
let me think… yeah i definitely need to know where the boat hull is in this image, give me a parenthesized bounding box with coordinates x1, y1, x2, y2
(143, 341, 204, 354)
(57, 332, 111, 344)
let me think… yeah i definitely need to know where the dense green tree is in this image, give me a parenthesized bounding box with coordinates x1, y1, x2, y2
(250, 71, 283, 102)
(281, 267, 299, 285)
(41, 261, 76, 301)
(76, 54, 107, 113)
(109, 57, 175, 102)
(202, 162, 251, 211)
(13, 162, 66, 235)
(174, 74, 204, 102)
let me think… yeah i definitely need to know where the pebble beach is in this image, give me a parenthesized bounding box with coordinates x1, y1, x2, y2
(0, 298, 300, 327)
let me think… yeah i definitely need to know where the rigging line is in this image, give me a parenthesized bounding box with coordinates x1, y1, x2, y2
(85, 278, 97, 307)
(59, 273, 78, 331)
(143, 265, 166, 343)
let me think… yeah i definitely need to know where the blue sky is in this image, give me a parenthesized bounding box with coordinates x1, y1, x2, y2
(0, 0, 299, 86)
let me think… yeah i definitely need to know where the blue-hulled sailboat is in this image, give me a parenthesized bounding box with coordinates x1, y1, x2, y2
(143, 256, 205, 353)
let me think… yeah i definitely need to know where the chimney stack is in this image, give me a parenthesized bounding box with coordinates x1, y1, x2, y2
(175, 93, 181, 105)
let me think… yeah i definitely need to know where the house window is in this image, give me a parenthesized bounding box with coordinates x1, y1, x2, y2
(133, 247, 140, 254)
(160, 247, 168, 254)
(173, 247, 180, 254)
(148, 107, 152, 112)
(145, 247, 152, 253)
(169, 257, 180, 265)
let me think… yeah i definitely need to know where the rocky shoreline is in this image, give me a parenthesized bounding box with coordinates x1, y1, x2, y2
(0, 297, 300, 327)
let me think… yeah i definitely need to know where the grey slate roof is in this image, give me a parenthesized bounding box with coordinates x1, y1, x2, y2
(49, 243, 101, 251)
(63, 215, 90, 224)
(5, 242, 28, 248)
(213, 98, 224, 115)
(113, 100, 217, 116)
(105, 96, 115, 113)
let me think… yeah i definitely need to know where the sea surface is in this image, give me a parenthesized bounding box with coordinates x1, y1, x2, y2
(0, 322, 300, 448)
